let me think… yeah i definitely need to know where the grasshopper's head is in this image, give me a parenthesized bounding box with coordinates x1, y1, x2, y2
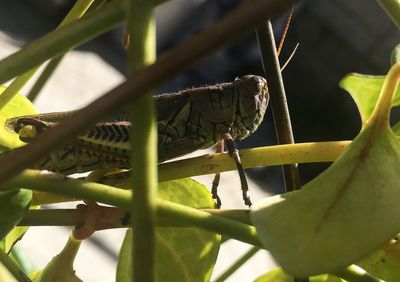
(232, 75, 269, 139)
(6, 117, 49, 142)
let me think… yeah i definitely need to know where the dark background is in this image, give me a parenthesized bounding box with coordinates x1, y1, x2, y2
(2, 0, 399, 193)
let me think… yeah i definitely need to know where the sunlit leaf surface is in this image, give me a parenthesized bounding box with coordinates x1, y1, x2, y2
(339, 74, 400, 124)
(116, 178, 220, 282)
(251, 120, 400, 276)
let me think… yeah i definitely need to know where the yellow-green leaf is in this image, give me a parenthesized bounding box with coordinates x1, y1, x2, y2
(251, 122, 400, 276)
(0, 86, 37, 148)
(339, 74, 400, 124)
(116, 178, 220, 282)
(0, 189, 32, 240)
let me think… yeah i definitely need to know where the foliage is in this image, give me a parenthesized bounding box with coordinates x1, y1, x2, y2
(0, 0, 399, 282)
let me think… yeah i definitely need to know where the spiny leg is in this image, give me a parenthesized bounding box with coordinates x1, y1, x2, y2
(211, 139, 224, 208)
(223, 133, 252, 207)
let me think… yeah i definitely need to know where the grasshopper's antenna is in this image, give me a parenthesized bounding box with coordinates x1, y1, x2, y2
(281, 43, 299, 71)
(277, 5, 294, 56)
(275, 5, 298, 71)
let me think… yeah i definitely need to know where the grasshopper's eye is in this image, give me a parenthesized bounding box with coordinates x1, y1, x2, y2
(18, 125, 37, 142)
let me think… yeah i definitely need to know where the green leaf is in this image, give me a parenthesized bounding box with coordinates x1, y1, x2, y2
(0, 189, 32, 240)
(357, 236, 400, 281)
(2, 226, 30, 255)
(339, 74, 400, 124)
(254, 268, 343, 282)
(0, 86, 37, 148)
(251, 122, 400, 276)
(116, 178, 220, 282)
(391, 43, 400, 65)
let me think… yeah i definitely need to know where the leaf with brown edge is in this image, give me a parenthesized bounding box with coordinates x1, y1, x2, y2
(251, 121, 400, 277)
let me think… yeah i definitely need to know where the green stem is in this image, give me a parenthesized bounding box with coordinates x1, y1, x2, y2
(27, 0, 107, 102)
(377, 0, 400, 29)
(158, 141, 351, 181)
(0, 0, 125, 85)
(157, 199, 261, 247)
(369, 62, 400, 125)
(18, 208, 251, 228)
(26, 54, 63, 102)
(127, 0, 157, 281)
(0, 0, 95, 110)
(0, 0, 170, 85)
(8, 171, 260, 247)
(19, 208, 86, 227)
(0, 249, 31, 282)
(213, 246, 260, 282)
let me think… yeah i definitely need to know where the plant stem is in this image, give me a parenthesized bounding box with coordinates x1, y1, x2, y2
(369, 62, 400, 125)
(158, 141, 350, 181)
(213, 246, 260, 282)
(8, 171, 261, 247)
(127, 0, 157, 281)
(1, 141, 350, 195)
(27, 0, 107, 102)
(0, 0, 297, 185)
(0, 0, 125, 85)
(19, 208, 86, 227)
(0, 249, 31, 282)
(0, 0, 95, 110)
(1, 0, 94, 103)
(254, 17, 300, 192)
(19, 208, 252, 228)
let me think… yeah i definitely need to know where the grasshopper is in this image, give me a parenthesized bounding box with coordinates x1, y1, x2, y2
(6, 75, 269, 207)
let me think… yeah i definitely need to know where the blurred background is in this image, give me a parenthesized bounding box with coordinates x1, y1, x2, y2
(0, 0, 399, 281)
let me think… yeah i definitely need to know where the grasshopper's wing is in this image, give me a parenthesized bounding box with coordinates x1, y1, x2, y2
(155, 91, 191, 120)
(158, 137, 203, 162)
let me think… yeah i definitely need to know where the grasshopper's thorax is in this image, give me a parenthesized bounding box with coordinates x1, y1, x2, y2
(231, 75, 269, 139)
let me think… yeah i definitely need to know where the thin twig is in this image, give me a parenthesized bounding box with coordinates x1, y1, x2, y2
(254, 19, 300, 193)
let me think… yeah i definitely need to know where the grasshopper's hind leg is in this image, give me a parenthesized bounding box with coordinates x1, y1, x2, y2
(222, 133, 252, 207)
(211, 139, 224, 208)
